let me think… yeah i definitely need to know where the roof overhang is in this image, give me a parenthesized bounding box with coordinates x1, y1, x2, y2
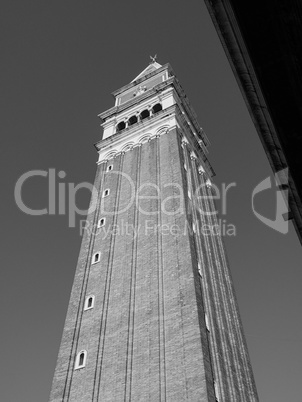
(204, 0, 302, 244)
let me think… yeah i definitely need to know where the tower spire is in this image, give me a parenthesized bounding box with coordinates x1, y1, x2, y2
(131, 57, 162, 82)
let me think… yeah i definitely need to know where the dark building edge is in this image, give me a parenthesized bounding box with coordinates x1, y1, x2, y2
(204, 0, 302, 244)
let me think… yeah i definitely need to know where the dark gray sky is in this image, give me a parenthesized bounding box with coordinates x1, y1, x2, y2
(1, 1, 302, 401)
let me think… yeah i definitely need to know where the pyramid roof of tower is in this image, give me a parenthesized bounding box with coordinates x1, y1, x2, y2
(131, 61, 162, 82)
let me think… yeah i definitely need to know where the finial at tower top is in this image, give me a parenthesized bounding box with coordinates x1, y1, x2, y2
(131, 56, 162, 83)
(150, 54, 157, 63)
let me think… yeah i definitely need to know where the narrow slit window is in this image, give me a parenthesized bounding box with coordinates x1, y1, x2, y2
(103, 189, 110, 198)
(84, 295, 95, 310)
(98, 218, 106, 228)
(214, 381, 220, 402)
(92, 252, 101, 264)
(75, 350, 87, 369)
(107, 165, 113, 172)
(205, 313, 210, 332)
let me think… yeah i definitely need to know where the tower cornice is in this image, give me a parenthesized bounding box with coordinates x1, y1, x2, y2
(95, 103, 215, 178)
(98, 77, 175, 121)
(111, 63, 173, 97)
(98, 76, 209, 149)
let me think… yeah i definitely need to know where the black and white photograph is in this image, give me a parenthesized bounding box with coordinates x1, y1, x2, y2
(2, 1, 302, 401)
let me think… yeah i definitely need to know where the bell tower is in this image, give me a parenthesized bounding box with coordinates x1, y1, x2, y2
(49, 60, 258, 401)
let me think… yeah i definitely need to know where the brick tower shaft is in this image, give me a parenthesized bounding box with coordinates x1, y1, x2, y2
(49, 61, 258, 402)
